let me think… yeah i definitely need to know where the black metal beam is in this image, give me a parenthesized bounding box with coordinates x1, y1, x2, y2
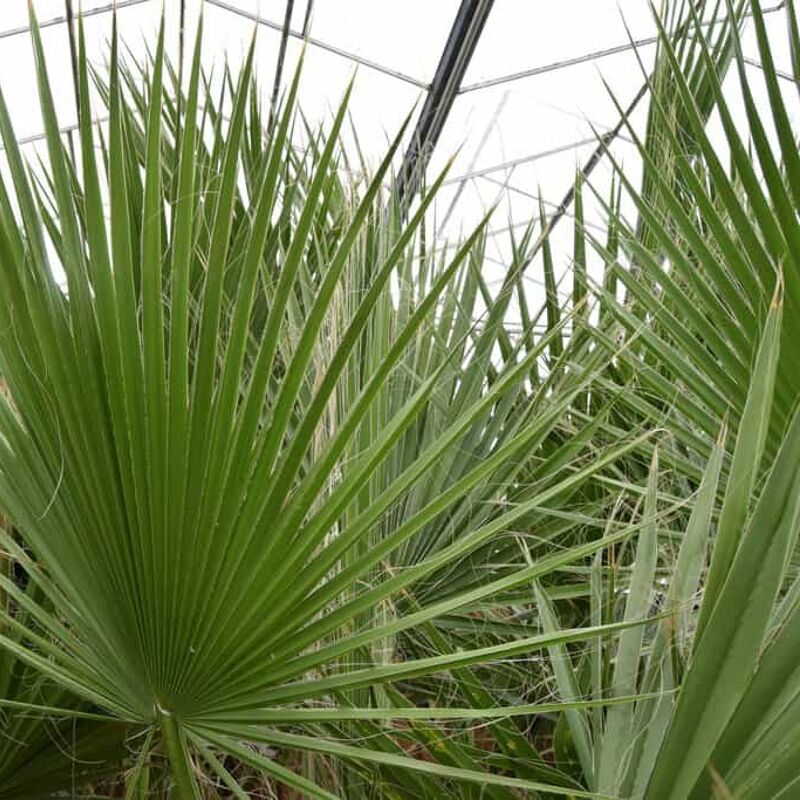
(396, 0, 494, 205)
(301, 0, 315, 37)
(269, 0, 295, 131)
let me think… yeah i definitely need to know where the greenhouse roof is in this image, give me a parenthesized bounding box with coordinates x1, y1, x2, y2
(0, 0, 795, 304)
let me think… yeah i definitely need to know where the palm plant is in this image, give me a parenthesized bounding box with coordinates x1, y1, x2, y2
(522, 0, 800, 796)
(1, 0, 799, 797)
(592, 0, 799, 469)
(0, 6, 650, 797)
(525, 296, 800, 798)
(364, 1, 800, 796)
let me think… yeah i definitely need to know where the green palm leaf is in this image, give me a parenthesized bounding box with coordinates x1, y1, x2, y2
(0, 7, 639, 796)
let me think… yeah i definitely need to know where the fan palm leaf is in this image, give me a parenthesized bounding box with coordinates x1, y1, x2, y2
(0, 7, 648, 797)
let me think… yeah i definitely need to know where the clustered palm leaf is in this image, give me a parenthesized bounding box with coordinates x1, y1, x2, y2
(0, 0, 799, 798)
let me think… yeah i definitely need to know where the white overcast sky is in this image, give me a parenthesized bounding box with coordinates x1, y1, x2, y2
(0, 1, 794, 311)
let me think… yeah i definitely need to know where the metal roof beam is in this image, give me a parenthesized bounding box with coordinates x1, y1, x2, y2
(268, 0, 295, 130)
(458, 0, 787, 94)
(203, 0, 428, 89)
(396, 0, 494, 204)
(0, 0, 150, 41)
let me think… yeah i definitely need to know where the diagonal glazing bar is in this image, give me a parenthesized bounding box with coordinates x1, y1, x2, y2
(743, 55, 800, 83)
(203, 0, 429, 89)
(0, 0, 151, 41)
(459, 0, 788, 94)
(441, 135, 630, 187)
